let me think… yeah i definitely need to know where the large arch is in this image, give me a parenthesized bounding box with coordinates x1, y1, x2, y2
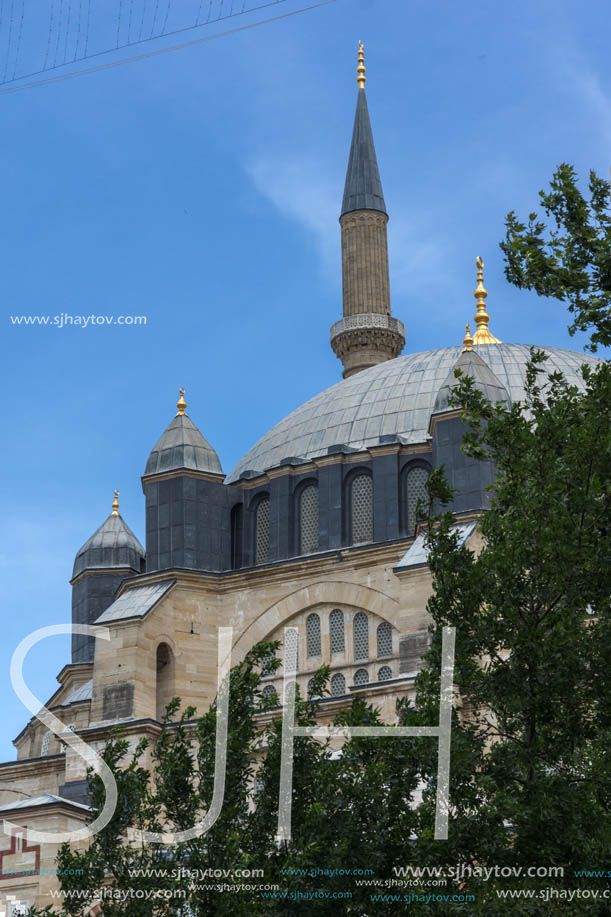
(232, 581, 399, 659)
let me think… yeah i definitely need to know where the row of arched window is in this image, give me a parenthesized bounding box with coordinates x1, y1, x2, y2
(244, 464, 429, 566)
(261, 664, 395, 704)
(306, 611, 393, 662)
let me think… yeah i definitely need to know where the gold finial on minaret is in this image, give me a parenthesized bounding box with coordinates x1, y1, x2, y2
(111, 489, 120, 515)
(472, 256, 501, 345)
(176, 387, 187, 416)
(356, 40, 366, 88)
(463, 322, 474, 351)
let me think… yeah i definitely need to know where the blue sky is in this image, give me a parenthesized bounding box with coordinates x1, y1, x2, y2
(1, 0, 610, 760)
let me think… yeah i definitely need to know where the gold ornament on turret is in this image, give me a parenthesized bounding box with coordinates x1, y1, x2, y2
(463, 323, 474, 351)
(176, 388, 187, 416)
(472, 256, 501, 345)
(357, 41, 366, 88)
(111, 490, 120, 515)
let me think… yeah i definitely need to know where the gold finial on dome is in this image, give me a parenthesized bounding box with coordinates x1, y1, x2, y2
(463, 322, 474, 351)
(111, 490, 120, 515)
(472, 256, 501, 345)
(356, 40, 366, 88)
(176, 388, 187, 416)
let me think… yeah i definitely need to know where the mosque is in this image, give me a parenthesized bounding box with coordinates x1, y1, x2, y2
(0, 44, 600, 910)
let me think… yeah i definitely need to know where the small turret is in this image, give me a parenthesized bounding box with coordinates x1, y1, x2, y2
(71, 492, 144, 663)
(143, 390, 231, 573)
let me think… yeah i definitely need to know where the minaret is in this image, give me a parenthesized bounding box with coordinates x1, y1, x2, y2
(330, 42, 405, 378)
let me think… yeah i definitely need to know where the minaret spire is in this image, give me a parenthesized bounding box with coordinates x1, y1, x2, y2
(330, 43, 405, 378)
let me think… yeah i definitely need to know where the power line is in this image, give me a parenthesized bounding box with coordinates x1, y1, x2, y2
(0, 0, 334, 95)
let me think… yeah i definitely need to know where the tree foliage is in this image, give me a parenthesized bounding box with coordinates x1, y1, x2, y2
(501, 163, 611, 350)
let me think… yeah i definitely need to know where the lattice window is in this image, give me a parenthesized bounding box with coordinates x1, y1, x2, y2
(330, 609, 345, 655)
(350, 474, 373, 544)
(353, 612, 369, 662)
(405, 466, 429, 536)
(331, 673, 346, 696)
(299, 484, 319, 555)
(353, 668, 369, 686)
(378, 665, 393, 682)
(307, 677, 317, 698)
(41, 730, 51, 756)
(377, 622, 393, 658)
(262, 684, 278, 702)
(306, 613, 321, 657)
(284, 629, 299, 673)
(255, 497, 270, 564)
(261, 650, 276, 676)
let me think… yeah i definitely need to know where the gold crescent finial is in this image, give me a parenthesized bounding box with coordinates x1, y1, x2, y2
(176, 387, 187, 416)
(111, 489, 120, 515)
(357, 40, 366, 88)
(472, 256, 501, 345)
(463, 322, 474, 352)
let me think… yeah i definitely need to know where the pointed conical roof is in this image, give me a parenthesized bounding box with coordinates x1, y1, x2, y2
(72, 511, 144, 580)
(341, 88, 387, 217)
(143, 392, 224, 479)
(432, 348, 511, 416)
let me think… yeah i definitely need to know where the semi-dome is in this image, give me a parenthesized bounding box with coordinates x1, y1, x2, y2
(228, 343, 600, 482)
(144, 389, 223, 479)
(72, 496, 145, 580)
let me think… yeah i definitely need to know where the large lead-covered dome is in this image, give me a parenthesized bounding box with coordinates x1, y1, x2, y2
(228, 344, 600, 482)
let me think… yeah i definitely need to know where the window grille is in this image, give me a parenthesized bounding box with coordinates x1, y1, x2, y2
(378, 665, 393, 682)
(261, 650, 276, 676)
(41, 731, 51, 756)
(330, 609, 345, 655)
(350, 474, 373, 544)
(307, 677, 317, 697)
(377, 622, 393, 658)
(255, 497, 270, 564)
(353, 612, 369, 662)
(284, 629, 299, 673)
(262, 684, 278, 701)
(306, 613, 321, 657)
(331, 673, 346, 696)
(353, 668, 369, 686)
(299, 485, 319, 555)
(406, 466, 429, 535)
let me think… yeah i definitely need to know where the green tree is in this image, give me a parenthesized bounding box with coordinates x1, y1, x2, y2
(412, 354, 611, 912)
(501, 163, 611, 351)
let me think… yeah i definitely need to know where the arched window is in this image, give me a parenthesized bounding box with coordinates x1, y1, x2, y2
(307, 677, 318, 698)
(299, 484, 319, 555)
(330, 609, 345, 655)
(262, 650, 276, 676)
(378, 665, 393, 682)
(377, 622, 393, 658)
(306, 613, 321, 657)
(403, 465, 430, 536)
(353, 668, 369, 686)
(231, 504, 243, 569)
(331, 673, 346, 696)
(353, 612, 369, 662)
(41, 730, 51, 756)
(156, 642, 175, 721)
(350, 473, 373, 544)
(284, 629, 299, 673)
(262, 684, 278, 703)
(255, 496, 270, 564)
